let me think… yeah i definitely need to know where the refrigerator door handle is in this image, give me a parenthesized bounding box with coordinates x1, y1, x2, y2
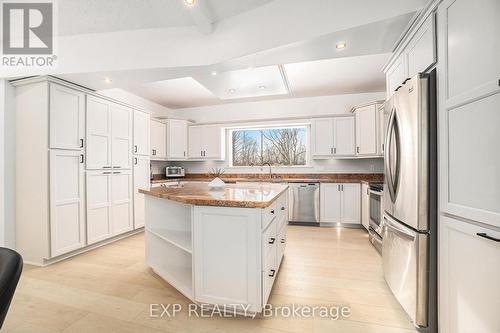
(385, 107, 397, 202)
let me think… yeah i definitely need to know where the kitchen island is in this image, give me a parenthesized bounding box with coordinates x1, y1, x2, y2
(139, 182, 289, 314)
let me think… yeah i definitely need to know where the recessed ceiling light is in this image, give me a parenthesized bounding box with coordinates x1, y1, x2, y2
(184, 0, 195, 7)
(336, 42, 347, 49)
(259, 85, 266, 90)
(211, 71, 217, 76)
(228, 88, 236, 94)
(104, 77, 112, 84)
(247, 66, 254, 70)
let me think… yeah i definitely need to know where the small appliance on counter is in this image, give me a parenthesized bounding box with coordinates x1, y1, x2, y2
(165, 166, 185, 178)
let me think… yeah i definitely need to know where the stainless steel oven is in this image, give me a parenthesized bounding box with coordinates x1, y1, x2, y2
(368, 183, 383, 253)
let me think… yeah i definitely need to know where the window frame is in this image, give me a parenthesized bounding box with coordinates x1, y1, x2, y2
(227, 123, 311, 168)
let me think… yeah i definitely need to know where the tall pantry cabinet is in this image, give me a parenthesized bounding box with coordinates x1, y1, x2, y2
(14, 77, 147, 266)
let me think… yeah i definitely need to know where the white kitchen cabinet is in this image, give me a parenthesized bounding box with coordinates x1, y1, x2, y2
(355, 104, 378, 156)
(320, 183, 342, 223)
(439, 216, 500, 333)
(333, 116, 355, 156)
(167, 119, 188, 160)
(150, 119, 167, 159)
(111, 170, 133, 235)
(86, 169, 133, 243)
(133, 156, 150, 229)
(341, 183, 361, 224)
(133, 110, 150, 156)
(320, 183, 360, 224)
(86, 171, 112, 244)
(406, 14, 436, 78)
(386, 54, 405, 98)
(361, 183, 370, 230)
(86, 96, 112, 169)
(49, 83, 85, 150)
(312, 117, 355, 158)
(438, 0, 500, 228)
(377, 103, 388, 155)
(311, 118, 334, 157)
(188, 125, 224, 160)
(111, 104, 133, 170)
(49, 150, 86, 257)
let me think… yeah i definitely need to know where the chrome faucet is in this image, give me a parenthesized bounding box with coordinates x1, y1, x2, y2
(262, 162, 273, 179)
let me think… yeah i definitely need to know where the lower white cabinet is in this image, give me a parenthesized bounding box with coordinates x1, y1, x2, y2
(361, 183, 370, 230)
(439, 216, 500, 333)
(133, 156, 150, 229)
(86, 170, 133, 244)
(320, 183, 360, 224)
(49, 150, 86, 257)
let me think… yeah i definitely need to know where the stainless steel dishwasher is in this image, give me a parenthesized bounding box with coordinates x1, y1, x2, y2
(288, 183, 320, 225)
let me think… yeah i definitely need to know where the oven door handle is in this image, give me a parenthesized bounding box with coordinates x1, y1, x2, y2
(369, 189, 383, 196)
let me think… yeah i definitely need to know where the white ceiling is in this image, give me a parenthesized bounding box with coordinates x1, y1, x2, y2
(57, 0, 273, 35)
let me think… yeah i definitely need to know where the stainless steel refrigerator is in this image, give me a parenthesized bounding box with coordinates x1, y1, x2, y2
(382, 70, 437, 332)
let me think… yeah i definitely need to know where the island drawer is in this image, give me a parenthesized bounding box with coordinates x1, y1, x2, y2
(277, 223, 287, 266)
(262, 248, 277, 305)
(262, 201, 277, 230)
(262, 219, 277, 260)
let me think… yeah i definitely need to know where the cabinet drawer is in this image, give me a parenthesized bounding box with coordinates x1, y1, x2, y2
(262, 248, 277, 305)
(276, 193, 287, 219)
(262, 201, 277, 230)
(277, 214, 287, 234)
(262, 219, 277, 260)
(277, 223, 287, 266)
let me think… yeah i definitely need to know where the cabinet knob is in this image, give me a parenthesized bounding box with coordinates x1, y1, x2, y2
(281, 206, 285, 211)
(269, 237, 276, 244)
(269, 269, 276, 278)
(271, 210, 275, 214)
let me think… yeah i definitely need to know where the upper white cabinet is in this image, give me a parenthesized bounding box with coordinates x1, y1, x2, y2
(354, 104, 379, 157)
(320, 183, 360, 224)
(49, 149, 86, 257)
(384, 12, 437, 98)
(49, 83, 85, 150)
(439, 216, 500, 333)
(406, 14, 436, 78)
(86, 96, 132, 170)
(333, 117, 356, 156)
(133, 110, 150, 156)
(150, 119, 167, 160)
(311, 118, 334, 157)
(86, 96, 112, 169)
(386, 55, 406, 98)
(311, 117, 355, 158)
(188, 125, 224, 160)
(377, 103, 388, 155)
(167, 119, 188, 160)
(438, 0, 500, 228)
(111, 104, 133, 170)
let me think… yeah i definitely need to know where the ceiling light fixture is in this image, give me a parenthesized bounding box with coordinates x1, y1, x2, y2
(104, 77, 112, 84)
(336, 42, 347, 49)
(259, 85, 266, 90)
(228, 88, 236, 94)
(211, 71, 217, 76)
(184, 0, 196, 7)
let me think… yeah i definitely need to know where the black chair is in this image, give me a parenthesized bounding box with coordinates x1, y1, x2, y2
(0, 248, 23, 329)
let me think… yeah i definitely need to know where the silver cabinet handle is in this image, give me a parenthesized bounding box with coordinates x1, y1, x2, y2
(79, 154, 84, 164)
(103, 171, 112, 175)
(103, 166, 112, 169)
(113, 166, 121, 169)
(269, 269, 276, 278)
(134, 145, 138, 153)
(334, 147, 336, 154)
(113, 171, 121, 174)
(80, 139, 84, 148)
(134, 157, 138, 165)
(356, 147, 360, 154)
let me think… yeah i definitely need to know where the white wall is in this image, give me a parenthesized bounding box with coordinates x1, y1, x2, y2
(97, 88, 171, 114)
(0, 80, 5, 246)
(155, 92, 385, 175)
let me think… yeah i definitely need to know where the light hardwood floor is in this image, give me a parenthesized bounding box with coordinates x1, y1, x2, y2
(3, 226, 417, 333)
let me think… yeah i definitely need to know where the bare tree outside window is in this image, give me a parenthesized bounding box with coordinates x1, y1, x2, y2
(231, 126, 307, 166)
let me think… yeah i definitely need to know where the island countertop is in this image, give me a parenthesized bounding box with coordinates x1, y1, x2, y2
(139, 182, 289, 208)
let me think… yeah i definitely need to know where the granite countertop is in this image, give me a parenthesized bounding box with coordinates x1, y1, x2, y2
(139, 182, 289, 208)
(151, 173, 383, 185)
